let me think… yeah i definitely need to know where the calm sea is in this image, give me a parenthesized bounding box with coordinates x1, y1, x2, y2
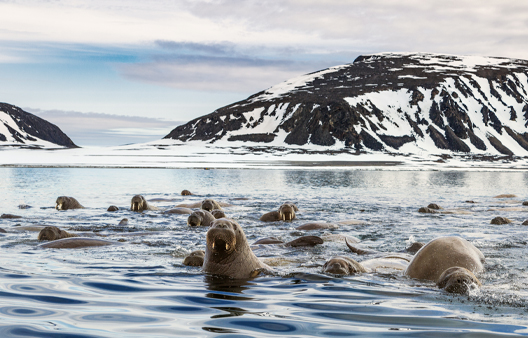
(1, 168, 528, 337)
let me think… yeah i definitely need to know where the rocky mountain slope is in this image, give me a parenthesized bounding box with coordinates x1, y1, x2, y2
(164, 52, 528, 157)
(0, 103, 77, 148)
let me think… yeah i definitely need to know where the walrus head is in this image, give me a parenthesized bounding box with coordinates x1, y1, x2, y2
(323, 256, 367, 275)
(181, 190, 192, 196)
(206, 219, 239, 261)
(211, 210, 226, 219)
(55, 196, 69, 210)
(437, 267, 482, 294)
(201, 199, 220, 212)
(278, 203, 297, 221)
(187, 211, 205, 227)
(130, 195, 146, 212)
(183, 250, 205, 266)
(38, 226, 67, 241)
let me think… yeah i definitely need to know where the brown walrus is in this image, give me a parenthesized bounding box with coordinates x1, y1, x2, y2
(201, 199, 223, 212)
(211, 210, 226, 219)
(260, 203, 298, 222)
(296, 222, 338, 230)
(405, 236, 484, 293)
(203, 218, 271, 279)
(187, 210, 216, 227)
(38, 237, 116, 249)
(130, 195, 158, 212)
(181, 190, 193, 196)
(183, 250, 205, 266)
(436, 267, 482, 293)
(38, 226, 78, 241)
(55, 196, 84, 210)
(323, 256, 368, 275)
(107, 205, 119, 212)
(164, 207, 193, 215)
(1, 213, 22, 219)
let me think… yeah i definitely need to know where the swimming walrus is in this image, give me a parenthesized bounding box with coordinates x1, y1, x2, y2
(164, 207, 193, 215)
(130, 195, 158, 212)
(203, 218, 271, 279)
(260, 203, 298, 222)
(405, 236, 484, 293)
(183, 250, 205, 266)
(176, 199, 231, 210)
(107, 205, 119, 212)
(55, 196, 84, 210)
(211, 210, 226, 219)
(187, 210, 215, 227)
(38, 237, 117, 249)
(38, 226, 78, 241)
(1, 213, 22, 219)
(181, 190, 193, 196)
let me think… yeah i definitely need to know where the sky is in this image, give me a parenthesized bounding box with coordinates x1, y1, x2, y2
(1, 0, 528, 146)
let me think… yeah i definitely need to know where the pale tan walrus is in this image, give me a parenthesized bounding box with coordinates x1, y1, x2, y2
(203, 218, 271, 279)
(38, 237, 117, 249)
(405, 236, 484, 293)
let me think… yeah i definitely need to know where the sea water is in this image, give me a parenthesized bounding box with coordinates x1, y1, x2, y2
(0, 168, 527, 337)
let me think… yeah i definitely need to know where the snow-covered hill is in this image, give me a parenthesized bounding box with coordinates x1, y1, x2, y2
(0, 103, 77, 148)
(164, 52, 528, 157)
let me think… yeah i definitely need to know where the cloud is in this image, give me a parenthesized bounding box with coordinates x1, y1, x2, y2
(119, 41, 353, 92)
(26, 108, 183, 146)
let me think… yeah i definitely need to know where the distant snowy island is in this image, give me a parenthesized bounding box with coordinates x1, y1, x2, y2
(3, 52, 528, 170)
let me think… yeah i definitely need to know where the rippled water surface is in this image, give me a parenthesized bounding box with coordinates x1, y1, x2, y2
(1, 168, 528, 337)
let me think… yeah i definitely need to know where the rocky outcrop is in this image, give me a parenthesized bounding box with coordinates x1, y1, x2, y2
(0, 103, 77, 148)
(164, 53, 528, 156)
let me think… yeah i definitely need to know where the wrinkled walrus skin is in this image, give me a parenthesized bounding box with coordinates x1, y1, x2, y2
(130, 195, 158, 212)
(55, 196, 84, 210)
(38, 226, 78, 241)
(203, 218, 271, 279)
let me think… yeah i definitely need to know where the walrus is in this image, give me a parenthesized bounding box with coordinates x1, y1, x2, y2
(55, 196, 84, 210)
(38, 226, 78, 241)
(130, 195, 158, 212)
(490, 216, 512, 225)
(211, 210, 226, 219)
(284, 236, 323, 247)
(181, 190, 193, 196)
(203, 218, 271, 279)
(118, 218, 129, 226)
(201, 199, 223, 212)
(323, 256, 368, 275)
(260, 203, 298, 222)
(164, 207, 193, 215)
(183, 250, 205, 266)
(107, 205, 119, 212)
(1, 214, 22, 219)
(296, 222, 338, 230)
(0, 228, 6, 233)
(253, 237, 284, 245)
(38, 237, 117, 249)
(187, 210, 215, 227)
(404, 236, 484, 293)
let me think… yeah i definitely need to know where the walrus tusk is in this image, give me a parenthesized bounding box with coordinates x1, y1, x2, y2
(57, 204, 62, 210)
(225, 243, 229, 250)
(212, 242, 215, 249)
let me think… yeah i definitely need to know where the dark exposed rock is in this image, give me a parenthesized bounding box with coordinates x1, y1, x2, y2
(487, 136, 513, 156)
(0, 102, 77, 148)
(228, 133, 276, 143)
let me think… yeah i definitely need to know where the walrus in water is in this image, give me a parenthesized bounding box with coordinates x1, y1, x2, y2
(323, 256, 368, 275)
(187, 210, 215, 227)
(38, 226, 78, 241)
(38, 237, 116, 249)
(55, 196, 84, 210)
(203, 218, 271, 279)
(130, 195, 158, 212)
(211, 210, 226, 219)
(183, 250, 205, 266)
(181, 190, 193, 196)
(201, 199, 223, 212)
(405, 236, 484, 294)
(260, 203, 298, 222)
